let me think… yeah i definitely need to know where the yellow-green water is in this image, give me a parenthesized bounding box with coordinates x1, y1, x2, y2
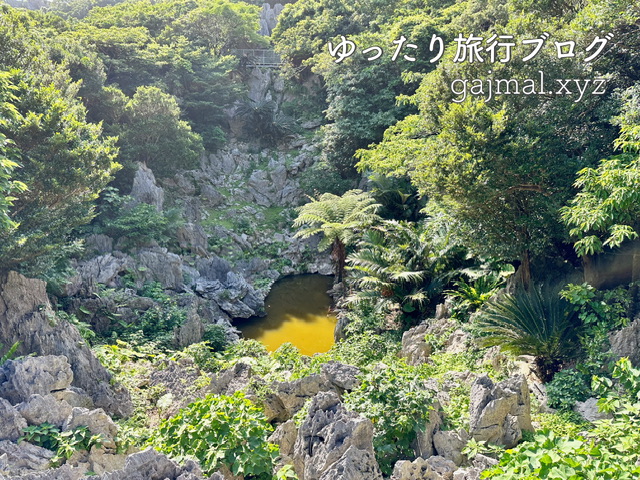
(238, 275, 337, 355)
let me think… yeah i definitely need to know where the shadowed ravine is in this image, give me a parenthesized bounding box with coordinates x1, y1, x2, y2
(238, 274, 337, 355)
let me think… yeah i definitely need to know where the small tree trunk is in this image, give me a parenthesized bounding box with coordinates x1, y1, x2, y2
(520, 250, 532, 291)
(331, 238, 346, 284)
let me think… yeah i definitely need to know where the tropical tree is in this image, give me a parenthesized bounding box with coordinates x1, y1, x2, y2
(475, 286, 580, 382)
(561, 85, 640, 258)
(346, 220, 453, 327)
(293, 189, 381, 284)
(0, 68, 119, 273)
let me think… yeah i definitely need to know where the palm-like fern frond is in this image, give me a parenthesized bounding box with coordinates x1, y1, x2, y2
(475, 286, 580, 381)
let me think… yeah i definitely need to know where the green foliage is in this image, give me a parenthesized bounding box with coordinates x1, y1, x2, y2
(118, 86, 203, 176)
(293, 189, 381, 283)
(561, 283, 632, 378)
(475, 286, 580, 382)
(0, 341, 20, 367)
(94, 188, 183, 248)
(561, 85, 640, 256)
(343, 360, 435, 476)
(0, 67, 119, 273)
(533, 411, 589, 438)
(482, 427, 640, 480)
(233, 99, 295, 147)
(151, 391, 278, 478)
(20, 423, 103, 466)
(202, 324, 229, 352)
(593, 357, 640, 414)
(546, 369, 591, 411)
(447, 274, 503, 321)
(346, 220, 455, 328)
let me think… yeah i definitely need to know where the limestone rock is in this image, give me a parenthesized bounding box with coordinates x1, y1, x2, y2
(63, 408, 118, 450)
(136, 249, 184, 291)
(413, 401, 443, 459)
(99, 448, 203, 480)
(269, 420, 298, 459)
(0, 463, 89, 480)
(391, 456, 457, 480)
(0, 440, 53, 476)
(321, 362, 361, 391)
(468, 375, 532, 448)
(401, 324, 433, 366)
(16, 394, 72, 428)
(174, 308, 204, 349)
(433, 429, 469, 466)
(293, 391, 383, 480)
(574, 397, 612, 422)
(0, 398, 27, 442)
(176, 223, 208, 257)
(452, 454, 498, 480)
(87, 447, 127, 475)
(51, 388, 94, 410)
(129, 162, 164, 211)
(610, 318, 640, 366)
(276, 375, 336, 421)
(0, 356, 73, 404)
(0, 272, 132, 418)
(209, 362, 253, 396)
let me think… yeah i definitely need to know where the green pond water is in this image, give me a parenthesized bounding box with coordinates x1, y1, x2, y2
(238, 274, 337, 355)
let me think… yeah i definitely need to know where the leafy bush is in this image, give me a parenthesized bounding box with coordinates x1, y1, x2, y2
(483, 427, 640, 479)
(151, 392, 278, 478)
(475, 286, 580, 382)
(20, 423, 103, 466)
(202, 324, 229, 352)
(343, 361, 435, 476)
(447, 274, 503, 321)
(546, 369, 591, 411)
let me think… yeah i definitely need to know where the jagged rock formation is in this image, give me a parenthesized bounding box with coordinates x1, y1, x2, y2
(0, 272, 132, 418)
(609, 317, 640, 366)
(390, 456, 457, 480)
(293, 392, 383, 480)
(468, 375, 533, 448)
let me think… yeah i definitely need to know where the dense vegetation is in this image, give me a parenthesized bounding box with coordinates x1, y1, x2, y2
(2, 0, 640, 478)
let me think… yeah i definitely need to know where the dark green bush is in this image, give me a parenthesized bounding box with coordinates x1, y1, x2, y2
(151, 392, 277, 478)
(546, 369, 591, 411)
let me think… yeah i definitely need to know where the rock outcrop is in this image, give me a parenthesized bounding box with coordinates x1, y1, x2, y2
(0, 273, 132, 418)
(609, 317, 640, 366)
(293, 392, 383, 480)
(391, 456, 457, 480)
(468, 375, 533, 448)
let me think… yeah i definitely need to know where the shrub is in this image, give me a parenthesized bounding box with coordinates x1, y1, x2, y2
(151, 392, 278, 478)
(475, 286, 580, 382)
(343, 360, 435, 476)
(546, 369, 591, 411)
(20, 423, 103, 466)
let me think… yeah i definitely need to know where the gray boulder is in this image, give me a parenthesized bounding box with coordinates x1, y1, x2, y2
(574, 397, 612, 422)
(100, 448, 203, 480)
(610, 318, 640, 366)
(0, 440, 53, 476)
(401, 324, 433, 366)
(293, 391, 383, 480)
(16, 394, 72, 428)
(468, 375, 532, 448)
(63, 408, 118, 450)
(129, 162, 164, 211)
(0, 272, 132, 417)
(321, 362, 361, 391)
(0, 398, 27, 442)
(391, 456, 457, 480)
(0, 356, 73, 405)
(433, 429, 469, 466)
